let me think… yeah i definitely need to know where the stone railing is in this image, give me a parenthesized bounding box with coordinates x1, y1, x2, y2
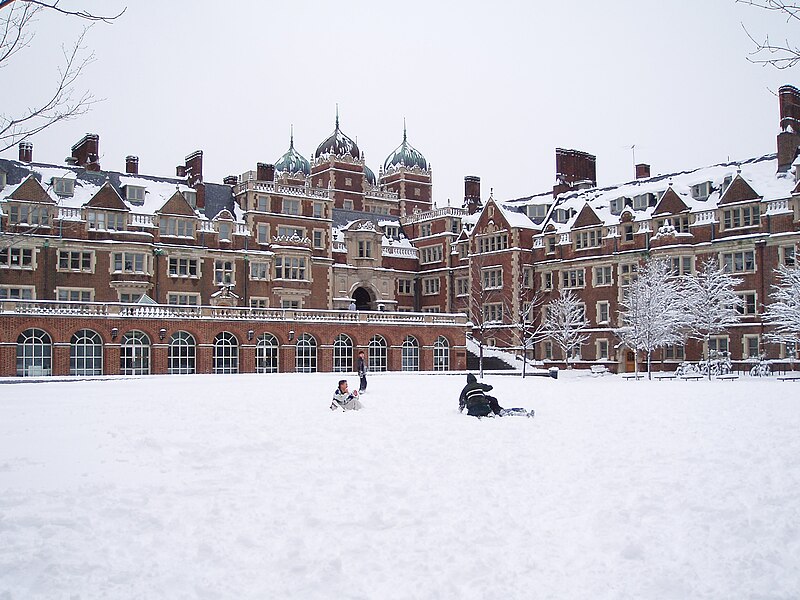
(272, 234, 312, 248)
(766, 198, 792, 214)
(130, 213, 156, 228)
(382, 245, 419, 259)
(693, 210, 716, 225)
(56, 206, 82, 220)
(237, 177, 332, 200)
(558, 233, 571, 245)
(332, 241, 347, 253)
(365, 188, 399, 201)
(400, 206, 467, 226)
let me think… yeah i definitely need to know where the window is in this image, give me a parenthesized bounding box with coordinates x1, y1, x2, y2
(655, 215, 690, 234)
(527, 204, 548, 223)
(281, 299, 301, 309)
(57, 288, 93, 302)
(670, 256, 693, 276)
(384, 225, 400, 239)
(217, 222, 232, 241)
(422, 306, 441, 313)
(16, 328, 52, 377)
(420, 245, 443, 264)
(295, 334, 317, 373)
(575, 229, 602, 249)
(256, 333, 279, 373)
(737, 292, 757, 316)
(542, 272, 554, 290)
(313, 202, 324, 218)
(113, 252, 147, 274)
(87, 210, 126, 231)
(256, 195, 269, 212)
(278, 225, 304, 238)
(398, 279, 414, 295)
(250, 297, 269, 309)
(0, 285, 34, 300)
(167, 293, 200, 306)
(70, 329, 102, 376)
(610, 198, 624, 215)
(159, 217, 194, 237)
(691, 182, 711, 200)
(183, 190, 197, 207)
(168, 331, 196, 374)
(477, 234, 508, 253)
(522, 267, 533, 289)
(596, 339, 609, 360)
(257, 223, 269, 244)
(743, 335, 760, 360)
(52, 177, 74, 196)
(420, 223, 432, 237)
(213, 332, 239, 374)
(781, 245, 796, 267)
(214, 259, 234, 285)
(722, 206, 760, 229)
(633, 193, 654, 210)
(619, 263, 637, 290)
(274, 256, 306, 280)
(455, 277, 469, 297)
(333, 334, 353, 373)
(593, 266, 613, 286)
(168, 257, 199, 278)
(119, 292, 143, 303)
(313, 230, 324, 249)
(369, 336, 388, 372)
(283, 198, 300, 215)
(721, 250, 756, 274)
(8, 203, 50, 226)
(125, 185, 146, 205)
(664, 344, 685, 361)
(483, 303, 503, 323)
(622, 224, 634, 243)
(422, 277, 440, 295)
(451, 219, 460, 233)
(596, 301, 610, 325)
(343, 200, 353, 211)
(250, 261, 269, 280)
(545, 236, 556, 254)
(433, 336, 449, 371)
(482, 268, 503, 290)
(402, 336, 419, 371)
(708, 336, 729, 355)
(120, 331, 150, 375)
(561, 269, 585, 289)
(58, 250, 92, 272)
(0, 247, 33, 269)
(358, 240, 373, 258)
(543, 340, 553, 360)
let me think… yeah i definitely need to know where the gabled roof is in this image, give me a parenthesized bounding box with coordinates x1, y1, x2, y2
(8, 175, 54, 204)
(84, 182, 128, 210)
(572, 204, 603, 228)
(719, 174, 762, 205)
(157, 190, 196, 217)
(652, 187, 689, 215)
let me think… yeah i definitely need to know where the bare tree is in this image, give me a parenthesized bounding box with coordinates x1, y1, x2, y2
(763, 262, 800, 368)
(0, 1, 125, 152)
(737, 0, 800, 69)
(542, 288, 590, 369)
(501, 265, 546, 378)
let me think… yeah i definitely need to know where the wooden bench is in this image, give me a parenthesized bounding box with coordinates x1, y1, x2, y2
(680, 375, 704, 381)
(590, 365, 609, 376)
(653, 373, 677, 380)
(777, 375, 800, 381)
(621, 373, 644, 380)
(716, 374, 739, 381)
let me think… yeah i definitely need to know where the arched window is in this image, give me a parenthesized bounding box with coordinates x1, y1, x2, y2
(120, 331, 150, 375)
(16, 328, 52, 377)
(333, 334, 353, 372)
(402, 335, 419, 371)
(214, 332, 239, 374)
(70, 329, 102, 376)
(368, 335, 387, 372)
(296, 334, 317, 373)
(256, 333, 279, 373)
(168, 331, 196, 374)
(433, 336, 450, 371)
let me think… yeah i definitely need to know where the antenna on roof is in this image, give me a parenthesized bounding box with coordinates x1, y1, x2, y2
(631, 144, 636, 178)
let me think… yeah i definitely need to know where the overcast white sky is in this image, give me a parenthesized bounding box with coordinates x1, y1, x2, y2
(2, 0, 796, 205)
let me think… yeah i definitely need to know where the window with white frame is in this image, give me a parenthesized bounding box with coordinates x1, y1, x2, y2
(722, 205, 760, 229)
(8, 203, 50, 226)
(70, 329, 103, 376)
(619, 263, 637, 290)
(398, 279, 414, 295)
(596, 301, 610, 325)
(214, 259, 234, 285)
(593, 265, 613, 286)
(313, 230, 324, 249)
(332, 334, 353, 373)
(343, 200, 353, 211)
(455, 277, 469, 297)
(112, 252, 147, 274)
(743, 335, 760, 359)
(420, 245, 443, 264)
(257, 223, 269, 244)
(295, 334, 317, 373)
(422, 277, 440, 295)
(546, 236, 556, 254)
(58, 250, 92, 272)
(283, 198, 301, 215)
(255, 333, 279, 373)
(575, 228, 602, 249)
(281, 299, 301, 309)
(250, 261, 269, 281)
(482, 267, 503, 290)
(57, 287, 93, 302)
(433, 336, 450, 371)
(561, 268, 585, 289)
(422, 306, 441, 313)
(523, 267, 533, 289)
(52, 177, 74, 196)
(542, 271, 554, 290)
(256, 195, 269, 212)
(167, 293, 200, 306)
(622, 224, 635, 242)
(217, 222, 232, 241)
(313, 202, 324, 218)
(670, 256, 693, 276)
(87, 210, 126, 231)
(213, 332, 239, 374)
(596, 339, 609, 360)
(168, 257, 199, 278)
(250, 297, 269, 308)
(274, 256, 306, 280)
(736, 291, 757, 315)
(278, 225, 304, 238)
(708, 336, 729, 355)
(369, 335, 388, 372)
(477, 233, 508, 253)
(125, 186, 145, 205)
(168, 331, 196, 375)
(16, 328, 52, 377)
(0, 285, 34, 299)
(655, 215, 690, 233)
(119, 292, 143, 303)
(721, 250, 755, 274)
(358, 240, 373, 258)
(159, 217, 194, 237)
(120, 331, 150, 375)
(401, 336, 419, 371)
(664, 344, 685, 361)
(633, 193, 653, 210)
(183, 190, 197, 207)
(482, 303, 503, 323)
(420, 223, 432, 237)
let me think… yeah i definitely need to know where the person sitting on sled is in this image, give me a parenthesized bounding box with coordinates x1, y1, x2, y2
(330, 379, 364, 411)
(458, 373, 503, 417)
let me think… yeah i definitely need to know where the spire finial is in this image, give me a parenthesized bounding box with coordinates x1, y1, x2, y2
(290, 124, 294, 149)
(403, 118, 407, 143)
(335, 104, 339, 129)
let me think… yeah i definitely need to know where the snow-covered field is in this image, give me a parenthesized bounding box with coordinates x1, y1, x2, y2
(1, 371, 799, 599)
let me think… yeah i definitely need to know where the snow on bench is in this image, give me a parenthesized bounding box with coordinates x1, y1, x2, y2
(716, 374, 739, 381)
(777, 375, 800, 382)
(680, 374, 704, 381)
(621, 373, 644, 380)
(653, 373, 677, 380)
(590, 365, 609, 376)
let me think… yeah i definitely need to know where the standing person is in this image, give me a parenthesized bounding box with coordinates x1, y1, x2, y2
(348, 300, 356, 311)
(357, 350, 368, 393)
(330, 379, 364, 411)
(458, 373, 503, 417)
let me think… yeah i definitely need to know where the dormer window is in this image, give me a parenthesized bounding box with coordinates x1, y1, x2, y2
(0, 172, 6, 190)
(384, 225, 399, 239)
(527, 204, 549, 223)
(87, 210, 126, 231)
(691, 181, 712, 200)
(722, 205, 760, 230)
(633, 193, 655, 210)
(52, 177, 74, 197)
(610, 198, 624, 215)
(183, 190, 197, 208)
(125, 185, 146, 205)
(8, 203, 49, 226)
(218, 222, 232, 241)
(553, 208, 572, 223)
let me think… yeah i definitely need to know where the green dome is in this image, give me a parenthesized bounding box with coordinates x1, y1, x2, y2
(364, 163, 376, 185)
(315, 112, 360, 160)
(275, 133, 310, 176)
(384, 126, 428, 172)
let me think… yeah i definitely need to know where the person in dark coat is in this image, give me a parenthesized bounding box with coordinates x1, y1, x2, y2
(357, 350, 368, 393)
(458, 373, 504, 417)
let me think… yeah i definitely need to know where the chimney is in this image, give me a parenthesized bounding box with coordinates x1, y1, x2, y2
(18, 141, 33, 163)
(176, 165, 186, 177)
(635, 163, 651, 179)
(463, 175, 482, 215)
(125, 155, 139, 175)
(778, 85, 800, 171)
(71, 133, 101, 172)
(553, 148, 596, 197)
(184, 150, 203, 187)
(257, 162, 275, 182)
(223, 175, 238, 186)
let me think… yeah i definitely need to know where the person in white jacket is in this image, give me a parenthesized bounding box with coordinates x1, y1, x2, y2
(330, 379, 364, 411)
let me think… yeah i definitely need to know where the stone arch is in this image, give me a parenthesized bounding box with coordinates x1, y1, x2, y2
(350, 282, 380, 311)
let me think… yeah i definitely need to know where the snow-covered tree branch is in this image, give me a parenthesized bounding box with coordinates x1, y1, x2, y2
(763, 263, 800, 345)
(542, 288, 590, 369)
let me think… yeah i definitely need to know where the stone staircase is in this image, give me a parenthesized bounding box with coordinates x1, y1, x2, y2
(466, 349, 516, 371)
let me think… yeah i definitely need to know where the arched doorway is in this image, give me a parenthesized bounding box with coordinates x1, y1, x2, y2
(352, 287, 373, 311)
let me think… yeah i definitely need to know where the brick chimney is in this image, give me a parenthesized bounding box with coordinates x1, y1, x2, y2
(223, 175, 238, 186)
(463, 175, 482, 215)
(778, 85, 800, 171)
(184, 150, 204, 209)
(176, 165, 186, 177)
(553, 148, 596, 197)
(71, 133, 101, 172)
(18, 141, 33, 163)
(125, 155, 139, 175)
(257, 163, 275, 182)
(635, 163, 651, 179)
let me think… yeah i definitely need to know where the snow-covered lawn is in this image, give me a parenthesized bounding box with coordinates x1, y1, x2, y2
(1, 371, 799, 599)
